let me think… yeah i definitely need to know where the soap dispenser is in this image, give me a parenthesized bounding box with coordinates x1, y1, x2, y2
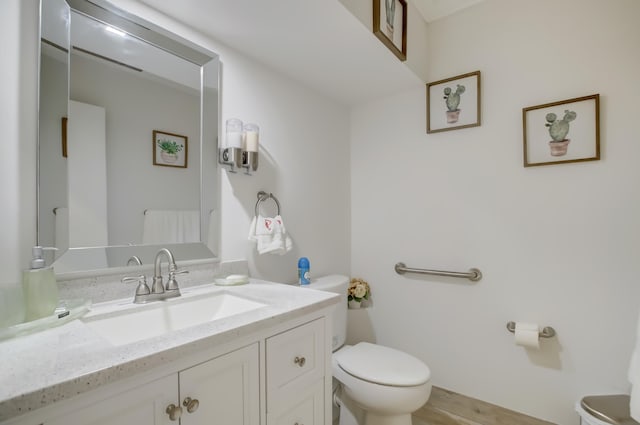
(22, 246, 59, 321)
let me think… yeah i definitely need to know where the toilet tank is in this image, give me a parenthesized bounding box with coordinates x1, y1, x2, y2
(306, 274, 348, 351)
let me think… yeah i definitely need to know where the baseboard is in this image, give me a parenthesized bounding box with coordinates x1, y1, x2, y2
(413, 386, 556, 425)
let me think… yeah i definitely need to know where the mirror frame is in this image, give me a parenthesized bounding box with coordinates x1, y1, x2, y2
(38, 0, 221, 278)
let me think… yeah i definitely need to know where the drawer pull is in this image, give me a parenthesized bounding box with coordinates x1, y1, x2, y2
(183, 397, 200, 413)
(294, 356, 306, 367)
(165, 404, 183, 421)
(294, 423, 304, 425)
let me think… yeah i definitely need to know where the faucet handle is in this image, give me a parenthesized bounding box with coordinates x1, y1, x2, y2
(166, 269, 188, 292)
(122, 275, 151, 297)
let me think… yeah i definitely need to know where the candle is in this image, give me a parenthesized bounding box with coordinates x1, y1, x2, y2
(244, 123, 259, 152)
(225, 118, 243, 149)
(227, 131, 243, 149)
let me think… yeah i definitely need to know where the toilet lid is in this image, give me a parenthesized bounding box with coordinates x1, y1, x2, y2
(335, 342, 430, 387)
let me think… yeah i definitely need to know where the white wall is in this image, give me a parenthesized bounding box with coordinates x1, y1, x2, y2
(71, 54, 201, 246)
(350, 0, 640, 423)
(68, 100, 108, 247)
(38, 54, 68, 250)
(0, 0, 38, 325)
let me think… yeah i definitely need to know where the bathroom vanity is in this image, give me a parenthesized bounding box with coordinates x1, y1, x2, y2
(0, 279, 338, 425)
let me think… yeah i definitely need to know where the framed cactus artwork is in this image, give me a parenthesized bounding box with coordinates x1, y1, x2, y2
(426, 71, 481, 133)
(153, 130, 188, 168)
(522, 94, 600, 167)
(372, 0, 407, 61)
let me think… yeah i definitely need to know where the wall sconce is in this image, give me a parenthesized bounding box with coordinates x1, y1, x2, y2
(219, 118, 259, 175)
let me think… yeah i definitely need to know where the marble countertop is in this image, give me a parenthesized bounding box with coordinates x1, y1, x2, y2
(0, 279, 339, 421)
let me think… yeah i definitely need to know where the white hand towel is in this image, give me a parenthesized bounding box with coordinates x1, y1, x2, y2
(273, 215, 293, 254)
(142, 210, 199, 244)
(630, 311, 640, 421)
(249, 215, 292, 255)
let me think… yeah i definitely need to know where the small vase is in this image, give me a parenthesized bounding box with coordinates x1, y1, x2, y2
(446, 109, 461, 124)
(549, 139, 570, 156)
(348, 300, 362, 309)
(161, 151, 178, 163)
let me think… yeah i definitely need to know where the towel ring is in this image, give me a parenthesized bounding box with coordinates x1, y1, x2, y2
(255, 191, 281, 216)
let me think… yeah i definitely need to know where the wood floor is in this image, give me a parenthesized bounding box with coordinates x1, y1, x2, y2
(412, 386, 556, 425)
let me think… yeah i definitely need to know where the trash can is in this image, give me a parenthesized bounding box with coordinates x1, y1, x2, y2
(576, 395, 639, 425)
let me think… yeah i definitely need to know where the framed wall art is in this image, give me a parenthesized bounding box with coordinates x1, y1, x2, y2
(522, 94, 600, 167)
(426, 70, 481, 133)
(153, 130, 188, 168)
(61, 116, 68, 158)
(373, 0, 407, 61)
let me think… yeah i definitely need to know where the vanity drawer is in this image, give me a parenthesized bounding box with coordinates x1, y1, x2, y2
(266, 379, 324, 425)
(266, 318, 325, 410)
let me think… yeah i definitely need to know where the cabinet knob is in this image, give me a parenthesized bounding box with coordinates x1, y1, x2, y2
(294, 356, 306, 367)
(165, 404, 183, 421)
(183, 396, 200, 413)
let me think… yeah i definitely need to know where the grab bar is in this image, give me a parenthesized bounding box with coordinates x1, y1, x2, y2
(394, 262, 482, 282)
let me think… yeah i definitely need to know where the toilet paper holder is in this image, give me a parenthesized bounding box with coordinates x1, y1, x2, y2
(506, 321, 556, 338)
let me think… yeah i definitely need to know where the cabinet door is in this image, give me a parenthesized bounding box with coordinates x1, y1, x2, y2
(267, 380, 324, 425)
(179, 343, 259, 425)
(47, 374, 178, 425)
(266, 319, 325, 413)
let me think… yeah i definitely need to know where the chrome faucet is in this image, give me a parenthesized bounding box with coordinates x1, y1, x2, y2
(126, 255, 142, 266)
(122, 248, 188, 304)
(152, 248, 182, 295)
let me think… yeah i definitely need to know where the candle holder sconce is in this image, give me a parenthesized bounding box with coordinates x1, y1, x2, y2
(219, 119, 259, 175)
(218, 148, 259, 174)
(218, 147, 243, 173)
(241, 151, 258, 175)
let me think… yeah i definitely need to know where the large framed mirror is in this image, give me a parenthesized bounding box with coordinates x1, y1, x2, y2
(38, 0, 220, 276)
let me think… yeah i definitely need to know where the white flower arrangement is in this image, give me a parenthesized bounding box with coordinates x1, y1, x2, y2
(348, 277, 370, 303)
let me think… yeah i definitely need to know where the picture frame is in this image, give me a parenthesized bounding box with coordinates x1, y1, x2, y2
(426, 70, 481, 133)
(153, 130, 188, 168)
(372, 0, 407, 61)
(522, 94, 600, 167)
(61, 116, 68, 158)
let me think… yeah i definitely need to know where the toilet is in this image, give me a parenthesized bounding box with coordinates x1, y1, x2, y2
(309, 275, 432, 425)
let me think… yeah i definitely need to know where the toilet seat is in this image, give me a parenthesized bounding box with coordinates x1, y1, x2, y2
(334, 342, 430, 387)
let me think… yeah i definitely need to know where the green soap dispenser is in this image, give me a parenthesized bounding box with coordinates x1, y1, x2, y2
(23, 246, 59, 321)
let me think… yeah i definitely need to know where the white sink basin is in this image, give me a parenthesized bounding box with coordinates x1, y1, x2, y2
(82, 292, 266, 346)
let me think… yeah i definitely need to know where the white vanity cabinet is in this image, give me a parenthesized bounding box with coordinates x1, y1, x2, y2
(2, 315, 332, 425)
(266, 318, 326, 425)
(44, 343, 259, 425)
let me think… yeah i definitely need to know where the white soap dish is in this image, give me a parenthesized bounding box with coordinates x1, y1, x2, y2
(214, 274, 249, 286)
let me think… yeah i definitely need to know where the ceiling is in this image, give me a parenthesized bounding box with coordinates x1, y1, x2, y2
(134, 0, 482, 106)
(412, 0, 484, 23)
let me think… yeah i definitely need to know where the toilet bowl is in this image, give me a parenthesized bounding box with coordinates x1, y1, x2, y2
(308, 275, 432, 425)
(333, 343, 431, 425)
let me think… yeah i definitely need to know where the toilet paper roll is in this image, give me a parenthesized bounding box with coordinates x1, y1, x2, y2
(514, 322, 540, 349)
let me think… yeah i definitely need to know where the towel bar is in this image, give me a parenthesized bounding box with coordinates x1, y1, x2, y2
(255, 191, 281, 216)
(394, 262, 482, 282)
